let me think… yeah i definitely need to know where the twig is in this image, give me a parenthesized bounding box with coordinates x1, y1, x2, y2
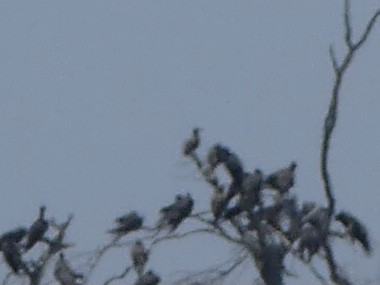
(321, 0, 380, 219)
(102, 266, 132, 285)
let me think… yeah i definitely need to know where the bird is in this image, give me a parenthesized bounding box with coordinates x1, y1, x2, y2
(207, 144, 230, 170)
(54, 252, 83, 285)
(301, 205, 329, 233)
(264, 161, 297, 193)
(1, 240, 25, 274)
(135, 270, 161, 285)
(224, 152, 244, 185)
(109, 211, 144, 236)
(131, 240, 149, 276)
(25, 206, 49, 250)
(0, 227, 28, 246)
(240, 169, 263, 211)
(297, 225, 322, 262)
(183, 128, 201, 156)
(158, 193, 194, 232)
(210, 187, 227, 224)
(335, 211, 371, 254)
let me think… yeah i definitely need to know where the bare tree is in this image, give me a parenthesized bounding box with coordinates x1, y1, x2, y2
(0, 1, 379, 285)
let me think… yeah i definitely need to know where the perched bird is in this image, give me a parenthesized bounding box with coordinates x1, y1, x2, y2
(301, 205, 329, 233)
(240, 169, 263, 211)
(225, 180, 243, 202)
(207, 144, 230, 170)
(0, 227, 28, 246)
(25, 206, 49, 250)
(297, 225, 322, 262)
(109, 211, 144, 236)
(54, 252, 83, 285)
(211, 187, 227, 224)
(224, 152, 244, 184)
(135, 270, 161, 285)
(1, 240, 25, 274)
(183, 128, 201, 156)
(264, 162, 297, 193)
(336, 211, 371, 254)
(131, 240, 149, 276)
(158, 193, 194, 232)
(223, 204, 243, 220)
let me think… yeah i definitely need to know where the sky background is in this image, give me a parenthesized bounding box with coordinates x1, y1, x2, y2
(0, 1, 380, 284)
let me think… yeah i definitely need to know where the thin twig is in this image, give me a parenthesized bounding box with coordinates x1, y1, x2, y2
(102, 266, 132, 285)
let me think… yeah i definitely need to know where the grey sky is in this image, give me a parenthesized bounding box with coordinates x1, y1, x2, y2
(0, 1, 379, 284)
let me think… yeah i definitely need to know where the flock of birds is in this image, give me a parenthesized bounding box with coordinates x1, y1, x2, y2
(180, 128, 371, 262)
(0, 128, 371, 285)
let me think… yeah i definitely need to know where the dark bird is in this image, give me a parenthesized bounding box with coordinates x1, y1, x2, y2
(109, 211, 144, 236)
(240, 169, 263, 211)
(135, 270, 161, 285)
(223, 204, 243, 220)
(301, 205, 329, 233)
(336, 211, 371, 254)
(211, 187, 227, 224)
(158, 193, 194, 232)
(224, 152, 244, 184)
(264, 161, 297, 193)
(207, 144, 230, 169)
(25, 206, 49, 250)
(225, 180, 243, 202)
(54, 252, 83, 285)
(1, 240, 25, 274)
(131, 240, 149, 276)
(0, 227, 28, 246)
(297, 225, 322, 262)
(183, 128, 201, 156)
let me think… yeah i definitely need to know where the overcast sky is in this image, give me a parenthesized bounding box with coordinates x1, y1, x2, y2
(0, 1, 380, 284)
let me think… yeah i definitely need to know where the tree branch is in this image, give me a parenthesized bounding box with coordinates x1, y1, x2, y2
(102, 265, 132, 285)
(321, 0, 380, 220)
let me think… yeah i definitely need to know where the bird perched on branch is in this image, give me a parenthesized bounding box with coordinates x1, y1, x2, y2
(1, 240, 25, 274)
(207, 144, 230, 170)
(240, 169, 263, 210)
(301, 205, 329, 233)
(54, 252, 83, 285)
(158, 193, 194, 232)
(0, 227, 28, 246)
(211, 187, 227, 224)
(336, 211, 371, 254)
(25, 206, 49, 250)
(131, 240, 149, 276)
(183, 128, 201, 156)
(264, 162, 297, 194)
(135, 270, 161, 285)
(224, 152, 244, 185)
(297, 225, 322, 262)
(109, 211, 144, 236)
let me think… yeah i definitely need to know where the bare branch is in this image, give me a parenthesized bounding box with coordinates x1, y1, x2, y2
(354, 10, 380, 50)
(102, 265, 132, 285)
(344, 0, 353, 49)
(321, 0, 380, 220)
(329, 46, 339, 74)
(323, 243, 352, 285)
(172, 251, 248, 285)
(82, 236, 121, 285)
(307, 263, 329, 285)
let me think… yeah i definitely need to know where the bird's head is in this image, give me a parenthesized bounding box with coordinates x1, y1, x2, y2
(290, 161, 297, 171)
(39, 205, 47, 218)
(193, 127, 202, 136)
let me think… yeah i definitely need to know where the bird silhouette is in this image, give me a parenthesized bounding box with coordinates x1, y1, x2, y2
(25, 206, 49, 250)
(131, 240, 149, 276)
